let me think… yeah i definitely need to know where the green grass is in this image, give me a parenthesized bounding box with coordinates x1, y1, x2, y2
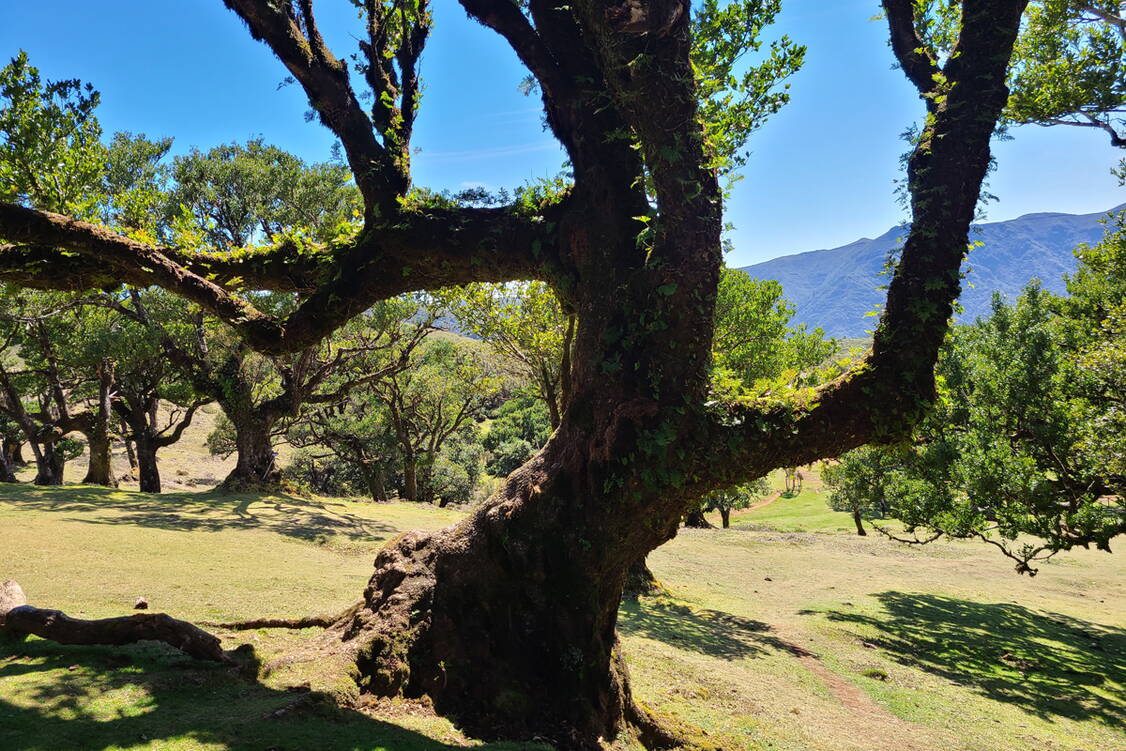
(731, 485, 857, 533)
(1, 481, 1124, 751)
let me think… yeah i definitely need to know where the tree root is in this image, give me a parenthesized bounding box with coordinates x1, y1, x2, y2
(1, 580, 227, 663)
(200, 602, 362, 631)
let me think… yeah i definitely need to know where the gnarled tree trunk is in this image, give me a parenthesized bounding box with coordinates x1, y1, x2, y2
(359, 462, 388, 502)
(853, 508, 867, 536)
(81, 360, 117, 487)
(2, 437, 24, 467)
(623, 556, 662, 599)
(684, 509, 714, 529)
(134, 434, 161, 494)
(0, 450, 15, 483)
(223, 408, 281, 487)
(32, 441, 65, 486)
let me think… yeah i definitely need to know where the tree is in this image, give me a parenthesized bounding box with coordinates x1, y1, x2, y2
(1007, 1, 1126, 148)
(829, 276, 1126, 570)
(712, 267, 834, 387)
(168, 138, 360, 249)
(287, 390, 401, 501)
(822, 450, 900, 536)
(701, 476, 770, 528)
(0, 51, 104, 217)
(0, 291, 118, 486)
(0, 1, 1033, 747)
(481, 395, 552, 477)
(440, 281, 573, 428)
(373, 337, 500, 503)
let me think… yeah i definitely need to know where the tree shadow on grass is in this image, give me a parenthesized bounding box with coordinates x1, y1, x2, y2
(0, 484, 398, 547)
(0, 637, 545, 751)
(618, 597, 809, 661)
(802, 592, 1125, 727)
(0, 488, 400, 547)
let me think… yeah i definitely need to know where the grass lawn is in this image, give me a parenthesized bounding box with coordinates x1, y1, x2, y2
(1, 480, 1123, 751)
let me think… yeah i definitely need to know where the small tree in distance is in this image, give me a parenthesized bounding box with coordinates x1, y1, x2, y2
(702, 476, 771, 528)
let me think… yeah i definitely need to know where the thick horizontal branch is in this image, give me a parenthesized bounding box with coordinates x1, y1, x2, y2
(0, 203, 284, 345)
(0, 201, 563, 355)
(252, 204, 564, 354)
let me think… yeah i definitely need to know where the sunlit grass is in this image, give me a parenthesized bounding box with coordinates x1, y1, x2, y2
(1, 478, 1123, 751)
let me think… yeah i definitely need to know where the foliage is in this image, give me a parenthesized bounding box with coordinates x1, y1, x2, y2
(437, 282, 570, 426)
(482, 395, 552, 476)
(692, 0, 806, 180)
(100, 131, 174, 236)
(0, 50, 104, 216)
(168, 138, 360, 249)
(828, 239, 1126, 571)
(903, 2, 1126, 149)
(711, 266, 837, 399)
(699, 476, 770, 527)
(1007, 1, 1126, 147)
(371, 337, 501, 503)
(822, 448, 900, 519)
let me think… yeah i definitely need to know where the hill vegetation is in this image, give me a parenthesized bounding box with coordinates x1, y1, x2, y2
(739, 206, 1118, 337)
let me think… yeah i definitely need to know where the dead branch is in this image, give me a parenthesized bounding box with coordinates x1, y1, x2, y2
(0, 580, 227, 662)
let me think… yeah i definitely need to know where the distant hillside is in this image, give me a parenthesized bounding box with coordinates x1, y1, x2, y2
(739, 205, 1121, 338)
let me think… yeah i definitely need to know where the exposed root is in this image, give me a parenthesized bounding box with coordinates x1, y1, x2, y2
(201, 602, 362, 631)
(0, 580, 228, 663)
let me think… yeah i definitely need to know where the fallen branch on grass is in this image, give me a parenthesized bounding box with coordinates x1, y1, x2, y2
(0, 580, 228, 663)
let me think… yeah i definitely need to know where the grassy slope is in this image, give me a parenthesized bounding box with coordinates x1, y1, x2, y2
(1, 479, 1123, 751)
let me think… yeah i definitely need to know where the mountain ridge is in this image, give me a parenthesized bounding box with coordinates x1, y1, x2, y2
(737, 205, 1122, 338)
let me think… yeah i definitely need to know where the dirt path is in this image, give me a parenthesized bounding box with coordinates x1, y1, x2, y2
(769, 627, 937, 751)
(747, 489, 784, 512)
(713, 490, 783, 525)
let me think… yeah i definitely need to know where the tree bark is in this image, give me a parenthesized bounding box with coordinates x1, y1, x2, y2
(0, 580, 226, 662)
(32, 441, 65, 486)
(402, 451, 418, 502)
(120, 418, 138, 470)
(222, 409, 281, 487)
(360, 463, 388, 503)
(623, 557, 661, 599)
(3, 437, 25, 467)
(684, 509, 714, 529)
(81, 360, 117, 487)
(720, 508, 731, 529)
(853, 508, 867, 536)
(134, 435, 161, 494)
(0, 450, 15, 483)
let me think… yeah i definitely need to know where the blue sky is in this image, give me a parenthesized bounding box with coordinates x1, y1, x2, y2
(2, 0, 1121, 267)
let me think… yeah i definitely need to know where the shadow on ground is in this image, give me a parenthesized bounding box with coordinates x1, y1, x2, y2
(0, 484, 396, 547)
(804, 591, 1125, 727)
(618, 597, 809, 660)
(0, 637, 544, 751)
